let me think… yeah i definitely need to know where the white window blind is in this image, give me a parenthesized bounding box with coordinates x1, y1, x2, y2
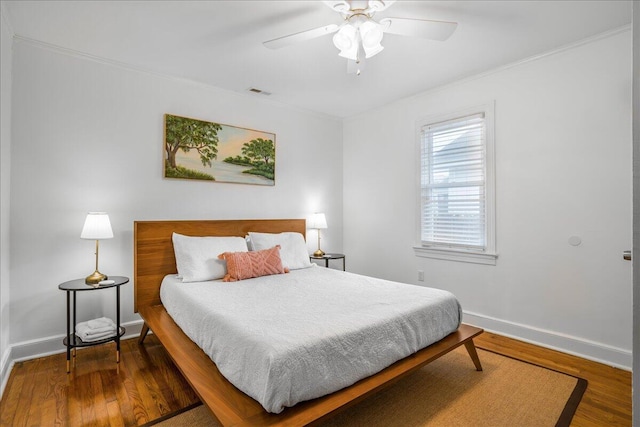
(420, 113, 487, 251)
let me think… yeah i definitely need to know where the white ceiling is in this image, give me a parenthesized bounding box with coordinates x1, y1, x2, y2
(2, 1, 633, 118)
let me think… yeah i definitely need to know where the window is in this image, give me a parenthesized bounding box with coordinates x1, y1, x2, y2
(414, 104, 496, 265)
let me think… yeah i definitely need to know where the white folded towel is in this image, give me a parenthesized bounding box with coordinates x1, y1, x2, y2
(77, 324, 116, 336)
(76, 317, 117, 342)
(87, 317, 116, 329)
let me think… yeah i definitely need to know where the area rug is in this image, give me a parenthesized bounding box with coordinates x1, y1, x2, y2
(146, 346, 587, 427)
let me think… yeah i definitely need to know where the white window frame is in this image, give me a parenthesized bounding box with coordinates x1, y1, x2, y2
(413, 102, 497, 265)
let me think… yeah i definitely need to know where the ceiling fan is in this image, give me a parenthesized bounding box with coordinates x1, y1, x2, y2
(263, 0, 458, 75)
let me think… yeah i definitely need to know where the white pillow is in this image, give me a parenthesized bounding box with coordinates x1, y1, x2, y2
(247, 231, 312, 270)
(172, 233, 248, 282)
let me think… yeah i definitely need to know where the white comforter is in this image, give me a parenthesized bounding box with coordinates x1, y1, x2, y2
(160, 266, 461, 413)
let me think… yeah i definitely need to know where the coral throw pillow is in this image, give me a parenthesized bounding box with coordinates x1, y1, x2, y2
(218, 245, 289, 282)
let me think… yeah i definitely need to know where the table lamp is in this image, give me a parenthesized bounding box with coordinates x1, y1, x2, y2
(81, 212, 113, 285)
(307, 213, 328, 257)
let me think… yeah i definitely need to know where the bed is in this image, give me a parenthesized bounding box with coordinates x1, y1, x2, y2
(134, 219, 483, 426)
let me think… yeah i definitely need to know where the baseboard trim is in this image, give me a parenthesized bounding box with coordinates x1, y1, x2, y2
(0, 319, 144, 400)
(463, 311, 632, 370)
(0, 346, 12, 399)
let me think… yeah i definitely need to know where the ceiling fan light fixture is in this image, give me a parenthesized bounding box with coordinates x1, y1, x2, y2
(338, 45, 359, 61)
(333, 24, 356, 51)
(363, 43, 383, 58)
(333, 24, 359, 60)
(360, 20, 382, 44)
(264, 0, 456, 75)
(359, 20, 384, 58)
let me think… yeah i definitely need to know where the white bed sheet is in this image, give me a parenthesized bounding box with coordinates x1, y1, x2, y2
(160, 266, 461, 414)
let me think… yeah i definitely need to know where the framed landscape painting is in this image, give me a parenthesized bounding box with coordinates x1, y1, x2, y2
(164, 114, 276, 186)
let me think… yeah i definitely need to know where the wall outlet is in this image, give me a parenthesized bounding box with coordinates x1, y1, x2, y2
(418, 270, 424, 281)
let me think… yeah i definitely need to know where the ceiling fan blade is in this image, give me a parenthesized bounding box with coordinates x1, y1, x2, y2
(347, 58, 366, 75)
(380, 17, 457, 41)
(263, 24, 339, 49)
(368, 1, 396, 13)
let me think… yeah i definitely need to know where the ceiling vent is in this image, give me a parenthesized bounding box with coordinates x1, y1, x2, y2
(248, 88, 272, 96)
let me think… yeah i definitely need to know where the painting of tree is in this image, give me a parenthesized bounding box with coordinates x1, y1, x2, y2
(239, 138, 275, 180)
(164, 114, 276, 185)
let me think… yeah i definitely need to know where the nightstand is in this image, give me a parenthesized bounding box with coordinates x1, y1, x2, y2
(58, 276, 128, 373)
(310, 253, 346, 271)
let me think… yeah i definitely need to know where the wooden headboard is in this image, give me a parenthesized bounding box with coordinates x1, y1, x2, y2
(133, 219, 306, 312)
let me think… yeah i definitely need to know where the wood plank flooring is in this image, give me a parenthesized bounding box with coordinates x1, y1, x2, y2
(0, 331, 632, 426)
(0, 336, 199, 426)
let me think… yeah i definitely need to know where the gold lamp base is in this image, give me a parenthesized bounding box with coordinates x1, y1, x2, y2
(313, 249, 326, 257)
(85, 271, 107, 286)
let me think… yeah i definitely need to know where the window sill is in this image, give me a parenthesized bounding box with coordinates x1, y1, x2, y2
(413, 246, 497, 265)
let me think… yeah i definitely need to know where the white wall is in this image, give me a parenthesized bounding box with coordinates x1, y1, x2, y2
(344, 30, 633, 368)
(7, 40, 343, 355)
(0, 5, 13, 394)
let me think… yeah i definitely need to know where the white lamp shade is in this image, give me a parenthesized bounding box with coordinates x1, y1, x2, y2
(333, 24, 359, 61)
(307, 213, 328, 230)
(360, 20, 384, 58)
(364, 43, 384, 58)
(80, 212, 114, 240)
(338, 46, 359, 61)
(360, 20, 383, 46)
(333, 25, 355, 51)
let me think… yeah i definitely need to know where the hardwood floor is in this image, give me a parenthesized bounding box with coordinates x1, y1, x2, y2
(0, 336, 199, 426)
(0, 331, 632, 426)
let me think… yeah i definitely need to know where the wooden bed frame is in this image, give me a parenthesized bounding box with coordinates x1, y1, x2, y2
(134, 219, 484, 427)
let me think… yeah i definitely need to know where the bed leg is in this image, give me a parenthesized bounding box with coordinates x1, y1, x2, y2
(138, 322, 150, 344)
(464, 339, 483, 371)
